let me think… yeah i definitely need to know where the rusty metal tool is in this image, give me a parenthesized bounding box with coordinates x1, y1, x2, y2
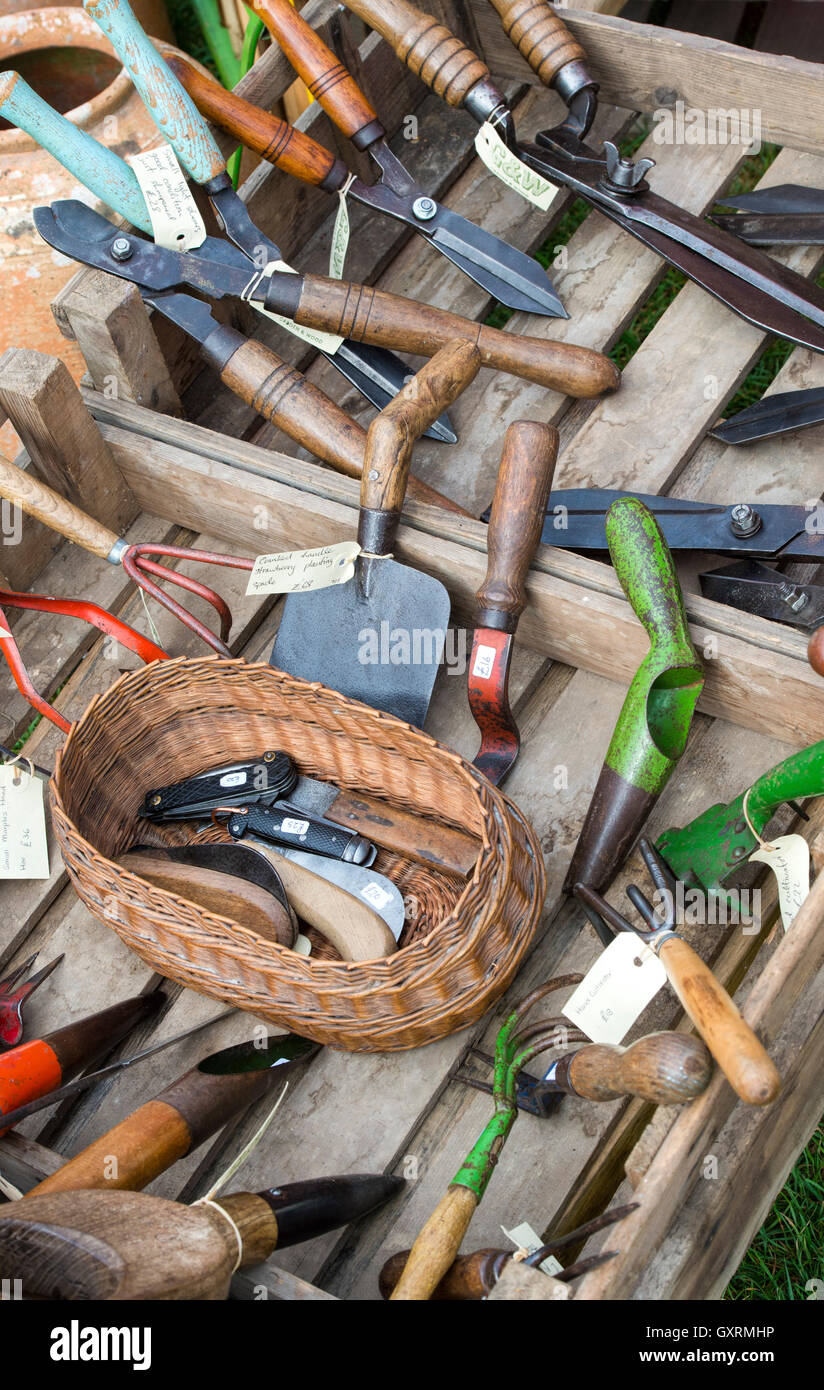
(469, 421, 557, 785)
(563, 497, 703, 902)
(712, 184, 824, 245)
(0, 952, 64, 1049)
(699, 560, 824, 631)
(478, 0, 824, 353)
(2, 1176, 404, 1299)
(379, 1201, 638, 1299)
(271, 343, 480, 728)
(574, 839, 781, 1107)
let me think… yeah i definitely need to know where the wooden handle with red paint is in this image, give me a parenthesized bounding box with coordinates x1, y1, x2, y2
(476, 421, 557, 632)
(250, 0, 383, 148)
(166, 53, 348, 191)
(342, 0, 490, 107)
(489, 0, 586, 87)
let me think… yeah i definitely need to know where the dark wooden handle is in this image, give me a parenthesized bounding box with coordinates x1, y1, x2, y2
(476, 420, 557, 631)
(250, 0, 383, 147)
(489, 0, 586, 86)
(284, 276, 620, 396)
(362, 340, 480, 513)
(342, 0, 489, 107)
(166, 52, 346, 190)
(565, 1032, 713, 1105)
(380, 1247, 502, 1299)
(328, 790, 480, 874)
(658, 937, 780, 1106)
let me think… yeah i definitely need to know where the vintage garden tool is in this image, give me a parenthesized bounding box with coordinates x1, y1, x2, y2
(387, 976, 629, 1300)
(574, 839, 781, 1107)
(34, 201, 619, 400)
(563, 497, 703, 903)
(710, 388, 824, 447)
(480, 0, 824, 353)
(379, 1202, 637, 1299)
(712, 185, 824, 245)
(239, 0, 564, 317)
(1, 1176, 403, 1299)
(459, 1028, 714, 1116)
(699, 560, 824, 631)
(0, 587, 168, 734)
(0, 952, 64, 1049)
(272, 342, 479, 728)
(469, 421, 557, 785)
(657, 740, 824, 896)
(0, 992, 164, 1135)
(23, 1032, 320, 1197)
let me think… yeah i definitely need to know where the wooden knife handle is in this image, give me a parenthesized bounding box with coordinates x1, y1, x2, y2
(272, 275, 620, 396)
(389, 1185, 478, 1300)
(361, 340, 480, 514)
(563, 1032, 713, 1105)
(327, 790, 480, 874)
(488, 0, 586, 87)
(342, 0, 490, 108)
(0, 452, 119, 559)
(658, 936, 780, 1106)
(476, 420, 557, 632)
(250, 0, 383, 148)
(165, 53, 347, 191)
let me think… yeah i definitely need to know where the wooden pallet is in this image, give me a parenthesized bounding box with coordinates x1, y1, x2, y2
(1, 0, 823, 1301)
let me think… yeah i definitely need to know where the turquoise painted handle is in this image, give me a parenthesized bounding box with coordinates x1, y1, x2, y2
(0, 71, 152, 234)
(84, 0, 226, 184)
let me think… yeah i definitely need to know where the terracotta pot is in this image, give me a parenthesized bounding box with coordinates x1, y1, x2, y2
(0, 7, 173, 453)
(0, 1, 173, 42)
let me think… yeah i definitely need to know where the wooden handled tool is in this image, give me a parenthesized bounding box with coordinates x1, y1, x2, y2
(24, 1033, 320, 1196)
(555, 1031, 712, 1104)
(341, 0, 491, 110)
(469, 420, 558, 784)
(488, 0, 587, 89)
(264, 272, 620, 396)
(3, 1175, 403, 1299)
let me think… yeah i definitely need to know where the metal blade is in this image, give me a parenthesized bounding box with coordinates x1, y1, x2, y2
(710, 388, 824, 444)
(699, 560, 824, 629)
(711, 212, 824, 246)
(716, 185, 824, 216)
(468, 629, 519, 786)
(249, 839, 406, 939)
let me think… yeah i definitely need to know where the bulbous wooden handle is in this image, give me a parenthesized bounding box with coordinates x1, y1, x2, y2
(476, 421, 557, 631)
(166, 53, 347, 190)
(343, 0, 490, 107)
(270, 275, 620, 396)
(0, 452, 120, 559)
(389, 1185, 478, 1300)
(380, 1247, 503, 1299)
(250, 0, 383, 147)
(808, 627, 824, 677)
(362, 340, 479, 514)
(489, 0, 585, 87)
(565, 1031, 713, 1105)
(658, 936, 781, 1106)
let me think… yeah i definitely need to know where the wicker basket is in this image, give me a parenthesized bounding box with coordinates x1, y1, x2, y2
(51, 657, 545, 1051)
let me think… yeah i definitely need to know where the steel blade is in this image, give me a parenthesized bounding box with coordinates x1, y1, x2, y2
(711, 212, 824, 246)
(250, 840, 405, 938)
(710, 388, 824, 444)
(699, 560, 824, 629)
(717, 185, 824, 216)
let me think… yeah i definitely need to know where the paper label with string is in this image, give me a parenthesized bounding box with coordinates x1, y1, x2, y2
(0, 763, 49, 879)
(562, 932, 667, 1045)
(502, 1221, 563, 1277)
(129, 145, 207, 252)
(252, 261, 344, 354)
(750, 834, 810, 931)
(245, 541, 360, 596)
(474, 123, 559, 210)
(329, 177, 353, 280)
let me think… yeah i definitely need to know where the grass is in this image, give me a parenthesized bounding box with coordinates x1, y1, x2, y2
(725, 1122, 824, 1300)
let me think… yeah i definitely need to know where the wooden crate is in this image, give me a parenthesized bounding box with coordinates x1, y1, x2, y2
(1, 0, 823, 1300)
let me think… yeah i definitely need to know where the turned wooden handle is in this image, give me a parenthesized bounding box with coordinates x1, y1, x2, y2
(489, 0, 586, 87)
(477, 421, 557, 631)
(808, 628, 824, 677)
(389, 1185, 477, 1300)
(166, 54, 347, 191)
(0, 452, 119, 560)
(361, 341, 480, 513)
(250, 0, 382, 147)
(658, 937, 780, 1106)
(246, 843, 398, 960)
(342, 0, 489, 107)
(280, 276, 620, 396)
(565, 1032, 713, 1105)
(28, 1099, 193, 1195)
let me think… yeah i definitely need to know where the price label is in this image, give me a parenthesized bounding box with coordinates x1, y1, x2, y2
(252, 260, 344, 354)
(245, 541, 360, 596)
(563, 931, 667, 1044)
(475, 123, 559, 211)
(502, 1222, 563, 1276)
(472, 643, 497, 680)
(750, 833, 811, 931)
(0, 763, 49, 879)
(129, 145, 206, 252)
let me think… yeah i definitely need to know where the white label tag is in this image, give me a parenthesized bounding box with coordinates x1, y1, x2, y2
(253, 260, 344, 354)
(361, 882, 392, 909)
(329, 187, 351, 280)
(220, 771, 248, 788)
(563, 932, 667, 1044)
(502, 1223, 563, 1277)
(280, 817, 309, 836)
(0, 764, 49, 879)
(245, 541, 360, 597)
(475, 123, 559, 211)
(129, 145, 207, 252)
(750, 834, 811, 932)
(472, 643, 497, 680)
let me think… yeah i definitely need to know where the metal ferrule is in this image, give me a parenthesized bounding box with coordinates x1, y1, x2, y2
(106, 537, 130, 565)
(450, 1107, 517, 1202)
(357, 508, 398, 558)
(642, 924, 681, 955)
(352, 118, 385, 151)
(201, 323, 246, 374)
(465, 79, 512, 132)
(552, 60, 597, 105)
(263, 272, 303, 319)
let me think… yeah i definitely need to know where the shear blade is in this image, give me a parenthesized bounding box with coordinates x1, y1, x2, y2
(716, 185, 824, 217)
(710, 388, 824, 444)
(426, 210, 567, 318)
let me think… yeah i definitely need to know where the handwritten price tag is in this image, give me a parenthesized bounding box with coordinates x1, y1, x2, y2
(245, 541, 360, 597)
(0, 763, 49, 879)
(129, 145, 206, 252)
(563, 932, 667, 1044)
(750, 834, 811, 931)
